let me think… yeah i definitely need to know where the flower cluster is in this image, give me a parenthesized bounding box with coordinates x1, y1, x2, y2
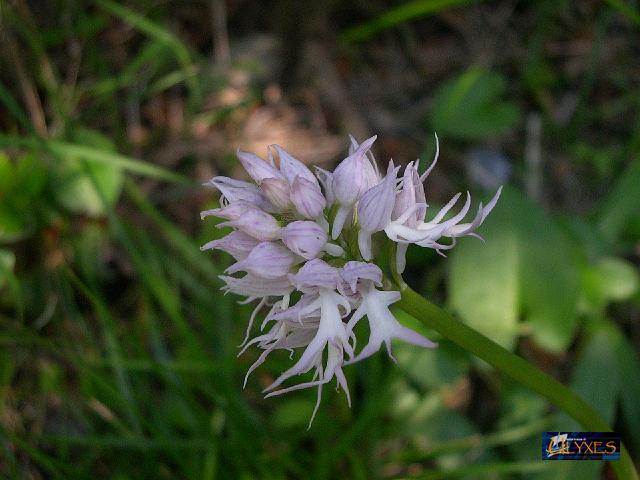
(202, 135, 501, 425)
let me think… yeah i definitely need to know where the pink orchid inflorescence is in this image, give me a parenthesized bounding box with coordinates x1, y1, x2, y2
(202, 134, 501, 425)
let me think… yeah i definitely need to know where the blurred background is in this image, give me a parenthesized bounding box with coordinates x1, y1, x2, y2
(1, 0, 640, 478)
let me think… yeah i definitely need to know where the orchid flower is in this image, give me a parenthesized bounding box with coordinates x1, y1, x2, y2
(201, 133, 500, 425)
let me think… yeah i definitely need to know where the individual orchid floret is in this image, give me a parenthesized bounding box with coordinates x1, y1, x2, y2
(339, 261, 383, 296)
(288, 258, 341, 293)
(281, 221, 328, 260)
(356, 161, 400, 260)
(263, 287, 354, 425)
(391, 160, 426, 273)
(347, 280, 437, 363)
(290, 176, 326, 219)
(205, 176, 275, 212)
(265, 292, 322, 326)
(314, 167, 335, 206)
(331, 135, 378, 239)
(200, 200, 254, 221)
(200, 231, 259, 260)
(236, 148, 285, 184)
(216, 205, 282, 241)
(219, 273, 293, 298)
(259, 177, 293, 211)
(241, 320, 318, 389)
(272, 145, 321, 189)
(225, 242, 297, 279)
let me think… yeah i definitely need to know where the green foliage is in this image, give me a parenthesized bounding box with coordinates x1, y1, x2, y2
(0, 152, 47, 241)
(1, 1, 639, 478)
(597, 159, 640, 244)
(342, 0, 480, 43)
(430, 69, 520, 140)
(51, 128, 124, 217)
(450, 187, 580, 352)
(581, 257, 639, 311)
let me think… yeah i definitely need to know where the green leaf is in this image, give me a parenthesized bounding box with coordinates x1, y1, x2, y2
(0, 249, 15, 289)
(51, 128, 124, 216)
(0, 152, 47, 241)
(449, 219, 519, 349)
(617, 331, 640, 454)
(581, 257, 639, 309)
(430, 69, 520, 140)
(568, 322, 622, 426)
(449, 187, 580, 352)
(0, 134, 190, 184)
(272, 397, 317, 430)
(597, 159, 640, 243)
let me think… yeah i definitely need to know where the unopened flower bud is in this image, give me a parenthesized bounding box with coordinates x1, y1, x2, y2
(205, 176, 274, 211)
(314, 167, 335, 206)
(260, 177, 293, 211)
(237, 149, 285, 184)
(288, 258, 340, 292)
(200, 231, 259, 260)
(290, 177, 326, 219)
(272, 145, 319, 188)
(331, 135, 378, 238)
(226, 242, 296, 279)
(282, 221, 328, 260)
(357, 161, 400, 260)
(217, 207, 281, 241)
(201, 200, 253, 221)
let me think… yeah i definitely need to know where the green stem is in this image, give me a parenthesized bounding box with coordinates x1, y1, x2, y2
(396, 282, 638, 480)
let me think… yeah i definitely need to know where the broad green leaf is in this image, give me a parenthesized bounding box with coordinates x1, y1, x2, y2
(568, 323, 621, 426)
(597, 159, 640, 243)
(430, 69, 520, 140)
(581, 257, 639, 309)
(51, 128, 124, 216)
(449, 217, 519, 349)
(449, 187, 580, 352)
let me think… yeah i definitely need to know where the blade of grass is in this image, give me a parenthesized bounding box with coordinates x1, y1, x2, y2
(95, 0, 202, 106)
(0, 134, 191, 184)
(342, 0, 481, 43)
(41, 434, 212, 450)
(66, 269, 143, 434)
(124, 181, 221, 282)
(0, 80, 39, 134)
(604, 0, 640, 26)
(80, 161, 205, 357)
(410, 460, 551, 479)
(394, 415, 554, 462)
